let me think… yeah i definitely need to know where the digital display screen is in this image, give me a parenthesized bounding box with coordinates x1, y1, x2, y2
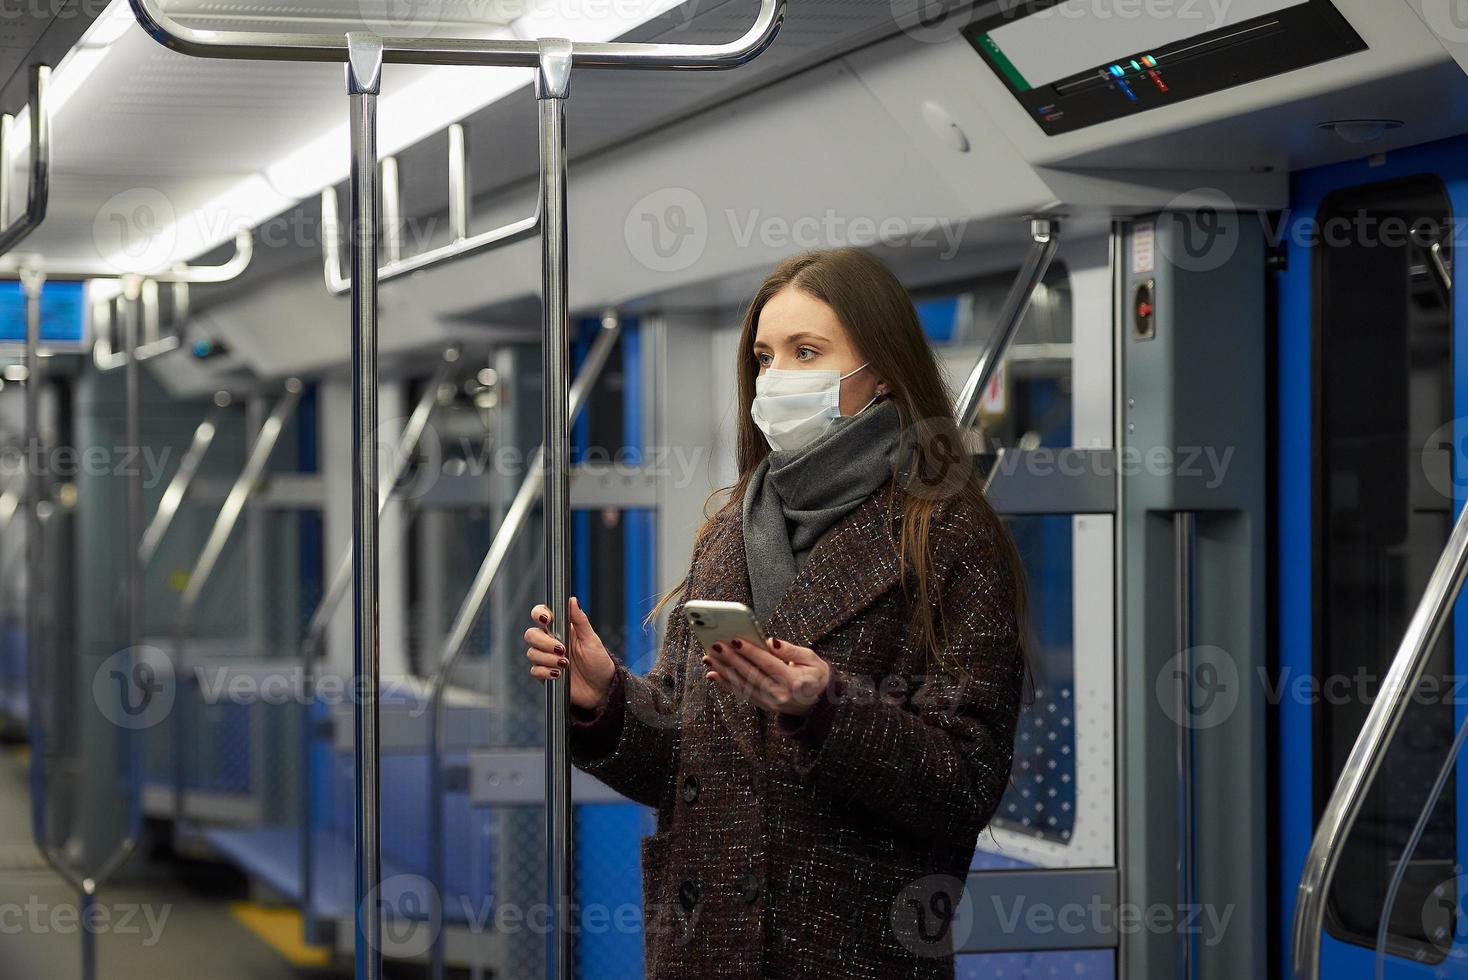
(0, 280, 88, 349)
(977, 0, 1309, 92)
(964, 0, 1366, 135)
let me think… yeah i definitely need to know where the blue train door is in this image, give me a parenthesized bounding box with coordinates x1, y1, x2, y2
(1279, 139, 1468, 978)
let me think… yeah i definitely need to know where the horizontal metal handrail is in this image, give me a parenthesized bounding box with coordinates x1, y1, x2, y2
(128, 0, 784, 67)
(1292, 498, 1468, 977)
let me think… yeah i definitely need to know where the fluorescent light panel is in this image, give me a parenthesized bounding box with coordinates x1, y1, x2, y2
(103, 0, 692, 274)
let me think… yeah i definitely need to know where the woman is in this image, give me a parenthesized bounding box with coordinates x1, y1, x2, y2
(524, 247, 1028, 979)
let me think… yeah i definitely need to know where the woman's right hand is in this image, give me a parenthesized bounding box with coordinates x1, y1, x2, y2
(525, 596, 617, 712)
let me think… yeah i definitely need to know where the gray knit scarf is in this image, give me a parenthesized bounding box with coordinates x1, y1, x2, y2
(741, 396, 903, 626)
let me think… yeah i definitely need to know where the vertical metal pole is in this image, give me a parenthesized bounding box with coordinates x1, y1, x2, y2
(1174, 512, 1196, 980)
(119, 263, 144, 889)
(346, 32, 385, 980)
(19, 263, 45, 862)
(535, 37, 574, 980)
(79, 886, 96, 980)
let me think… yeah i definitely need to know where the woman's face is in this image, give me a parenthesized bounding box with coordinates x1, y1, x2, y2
(752, 285, 883, 417)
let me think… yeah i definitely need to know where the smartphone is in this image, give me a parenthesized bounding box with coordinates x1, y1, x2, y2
(682, 600, 768, 653)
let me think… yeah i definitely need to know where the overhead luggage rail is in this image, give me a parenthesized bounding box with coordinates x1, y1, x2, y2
(321, 125, 539, 294)
(123, 4, 786, 977)
(1292, 500, 1468, 977)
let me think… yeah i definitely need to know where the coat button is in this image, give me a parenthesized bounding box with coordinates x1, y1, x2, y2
(681, 774, 700, 804)
(679, 879, 700, 912)
(738, 872, 762, 904)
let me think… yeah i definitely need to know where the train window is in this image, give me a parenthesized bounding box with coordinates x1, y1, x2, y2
(1314, 174, 1456, 957)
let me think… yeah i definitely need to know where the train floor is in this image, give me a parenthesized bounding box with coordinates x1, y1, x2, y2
(0, 743, 363, 980)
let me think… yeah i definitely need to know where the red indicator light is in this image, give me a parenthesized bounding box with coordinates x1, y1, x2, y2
(1148, 69, 1168, 93)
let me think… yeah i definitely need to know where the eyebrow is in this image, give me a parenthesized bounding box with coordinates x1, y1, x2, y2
(752, 331, 828, 348)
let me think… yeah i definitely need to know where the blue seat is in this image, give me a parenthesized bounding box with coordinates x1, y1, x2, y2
(205, 823, 496, 926)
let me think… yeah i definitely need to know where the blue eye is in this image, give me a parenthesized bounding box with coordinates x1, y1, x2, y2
(796, 347, 816, 360)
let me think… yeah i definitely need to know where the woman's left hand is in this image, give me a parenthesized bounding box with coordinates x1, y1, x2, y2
(702, 637, 830, 717)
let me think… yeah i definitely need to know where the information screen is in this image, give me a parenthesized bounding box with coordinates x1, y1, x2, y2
(965, 0, 1367, 135)
(0, 280, 88, 350)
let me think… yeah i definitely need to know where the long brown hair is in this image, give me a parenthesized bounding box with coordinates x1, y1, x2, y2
(647, 248, 1029, 682)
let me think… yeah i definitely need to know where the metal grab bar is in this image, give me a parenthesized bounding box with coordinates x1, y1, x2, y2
(91, 233, 255, 369)
(320, 126, 539, 295)
(8, 65, 119, 980)
(127, 0, 784, 68)
(1291, 500, 1468, 977)
(424, 310, 620, 980)
(170, 381, 303, 830)
(954, 217, 1061, 431)
(295, 348, 454, 947)
(138, 394, 231, 566)
(125, 6, 784, 974)
(0, 67, 47, 258)
(299, 348, 457, 659)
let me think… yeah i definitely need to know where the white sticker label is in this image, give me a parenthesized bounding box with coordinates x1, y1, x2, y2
(1132, 222, 1155, 275)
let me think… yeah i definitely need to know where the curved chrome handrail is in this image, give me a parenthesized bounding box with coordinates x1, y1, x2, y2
(92, 232, 255, 368)
(0, 66, 48, 257)
(1291, 499, 1468, 977)
(321, 149, 539, 295)
(128, 0, 784, 68)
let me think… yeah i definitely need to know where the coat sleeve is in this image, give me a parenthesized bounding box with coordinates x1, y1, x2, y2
(786, 514, 1025, 846)
(568, 552, 703, 810)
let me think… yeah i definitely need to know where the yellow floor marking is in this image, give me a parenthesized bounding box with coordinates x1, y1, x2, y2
(229, 902, 331, 968)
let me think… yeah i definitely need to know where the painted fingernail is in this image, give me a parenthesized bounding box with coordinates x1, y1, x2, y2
(538, 614, 549, 624)
(711, 643, 723, 653)
(771, 638, 782, 649)
(732, 638, 743, 649)
(555, 645, 566, 656)
(550, 669, 561, 678)
(559, 658, 569, 669)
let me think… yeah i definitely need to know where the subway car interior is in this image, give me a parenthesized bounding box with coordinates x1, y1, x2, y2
(6, 0, 1468, 977)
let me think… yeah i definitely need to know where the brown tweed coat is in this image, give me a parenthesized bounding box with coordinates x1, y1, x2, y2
(569, 476, 1024, 979)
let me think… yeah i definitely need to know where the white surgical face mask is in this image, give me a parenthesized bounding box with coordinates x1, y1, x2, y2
(749, 361, 875, 453)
